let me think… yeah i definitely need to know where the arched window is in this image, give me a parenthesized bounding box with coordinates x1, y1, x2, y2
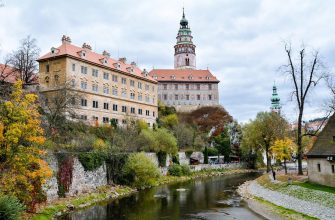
(185, 58, 190, 66)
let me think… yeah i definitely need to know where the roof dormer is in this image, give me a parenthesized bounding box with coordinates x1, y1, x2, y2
(171, 75, 176, 80)
(126, 67, 134, 73)
(142, 69, 148, 77)
(78, 50, 87, 58)
(113, 62, 121, 70)
(50, 47, 59, 54)
(188, 75, 193, 80)
(99, 57, 108, 65)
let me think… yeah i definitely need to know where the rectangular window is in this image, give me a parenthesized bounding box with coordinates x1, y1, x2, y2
(163, 84, 167, 90)
(197, 95, 200, 100)
(103, 72, 109, 80)
(46, 64, 50, 73)
(317, 163, 321, 172)
(81, 66, 87, 74)
(138, 109, 143, 115)
(72, 63, 76, 71)
(145, 84, 149, 91)
(112, 88, 118, 96)
(130, 92, 135, 100)
(103, 102, 109, 110)
(175, 94, 178, 100)
(208, 95, 212, 100)
(122, 106, 127, 113)
(80, 115, 87, 120)
(103, 117, 109, 123)
(138, 94, 143, 101)
(121, 91, 127, 98)
(197, 84, 200, 90)
(93, 101, 98, 108)
(131, 107, 135, 114)
(81, 99, 87, 107)
(112, 75, 118, 82)
(103, 86, 109, 94)
(113, 104, 118, 111)
(122, 78, 127, 84)
(138, 82, 142, 89)
(111, 118, 118, 125)
(153, 111, 155, 117)
(145, 95, 150, 102)
(92, 84, 98, 92)
(163, 94, 167, 100)
(208, 84, 212, 90)
(186, 95, 190, 100)
(81, 81, 87, 90)
(332, 164, 335, 173)
(122, 119, 127, 124)
(146, 110, 150, 116)
(186, 84, 189, 90)
(130, 80, 135, 87)
(175, 84, 178, 90)
(92, 69, 98, 77)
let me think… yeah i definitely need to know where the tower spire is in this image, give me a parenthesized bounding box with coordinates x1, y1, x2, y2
(270, 82, 281, 114)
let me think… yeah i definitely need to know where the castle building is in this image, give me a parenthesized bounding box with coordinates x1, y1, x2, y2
(270, 83, 281, 113)
(37, 36, 158, 126)
(149, 9, 220, 112)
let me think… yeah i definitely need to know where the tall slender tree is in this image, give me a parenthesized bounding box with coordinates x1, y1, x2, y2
(284, 44, 327, 175)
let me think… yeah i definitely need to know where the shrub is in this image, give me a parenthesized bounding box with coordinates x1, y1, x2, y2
(172, 154, 180, 164)
(78, 151, 106, 171)
(207, 147, 218, 156)
(153, 128, 178, 155)
(123, 152, 160, 188)
(0, 194, 25, 220)
(157, 151, 167, 167)
(168, 164, 192, 176)
(168, 164, 183, 176)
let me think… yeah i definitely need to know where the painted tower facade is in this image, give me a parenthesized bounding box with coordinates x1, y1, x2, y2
(174, 9, 196, 70)
(271, 84, 281, 113)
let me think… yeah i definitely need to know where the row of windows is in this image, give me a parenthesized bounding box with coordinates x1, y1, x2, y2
(79, 115, 153, 127)
(317, 163, 335, 173)
(79, 81, 155, 104)
(162, 84, 213, 90)
(70, 64, 155, 91)
(161, 94, 214, 101)
(80, 99, 156, 117)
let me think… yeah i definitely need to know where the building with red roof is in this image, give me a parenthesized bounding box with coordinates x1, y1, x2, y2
(149, 9, 220, 111)
(37, 35, 158, 126)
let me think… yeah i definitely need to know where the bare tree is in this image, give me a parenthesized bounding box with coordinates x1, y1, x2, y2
(10, 36, 40, 85)
(284, 44, 327, 175)
(41, 82, 84, 133)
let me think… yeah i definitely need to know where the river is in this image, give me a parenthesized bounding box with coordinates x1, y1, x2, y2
(60, 172, 264, 220)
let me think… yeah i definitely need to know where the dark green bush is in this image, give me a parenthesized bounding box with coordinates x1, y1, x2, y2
(157, 151, 167, 167)
(105, 153, 129, 185)
(172, 155, 180, 164)
(168, 164, 192, 176)
(78, 151, 106, 171)
(207, 147, 219, 156)
(0, 195, 25, 220)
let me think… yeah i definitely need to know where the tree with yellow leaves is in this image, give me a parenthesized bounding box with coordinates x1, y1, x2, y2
(270, 138, 296, 174)
(0, 81, 52, 212)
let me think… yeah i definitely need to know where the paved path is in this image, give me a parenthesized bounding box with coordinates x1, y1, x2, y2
(243, 181, 335, 220)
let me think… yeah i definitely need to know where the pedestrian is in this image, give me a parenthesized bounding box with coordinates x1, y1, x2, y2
(272, 170, 276, 180)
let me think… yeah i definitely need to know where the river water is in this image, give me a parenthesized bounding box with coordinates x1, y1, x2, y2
(60, 172, 264, 220)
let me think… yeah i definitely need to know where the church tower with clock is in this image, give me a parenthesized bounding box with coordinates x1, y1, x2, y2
(174, 8, 196, 69)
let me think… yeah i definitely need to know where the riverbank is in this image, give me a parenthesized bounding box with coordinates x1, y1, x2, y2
(238, 173, 335, 220)
(30, 168, 256, 220)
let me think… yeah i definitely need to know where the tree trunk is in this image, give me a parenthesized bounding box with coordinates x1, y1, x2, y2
(266, 145, 270, 173)
(297, 112, 303, 175)
(284, 159, 287, 175)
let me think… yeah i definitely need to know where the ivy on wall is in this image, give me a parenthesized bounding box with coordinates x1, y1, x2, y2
(78, 151, 106, 172)
(56, 153, 74, 197)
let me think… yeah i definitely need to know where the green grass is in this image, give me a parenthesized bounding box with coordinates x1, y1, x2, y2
(295, 182, 335, 194)
(254, 196, 318, 220)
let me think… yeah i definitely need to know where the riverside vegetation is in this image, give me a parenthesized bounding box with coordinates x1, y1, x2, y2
(0, 81, 242, 219)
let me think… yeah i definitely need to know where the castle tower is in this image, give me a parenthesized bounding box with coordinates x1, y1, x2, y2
(271, 83, 281, 113)
(174, 8, 196, 69)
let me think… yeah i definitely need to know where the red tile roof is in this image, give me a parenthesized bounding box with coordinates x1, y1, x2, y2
(149, 69, 220, 83)
(37, 40, 156, 83)
(0, 64, 19, 84)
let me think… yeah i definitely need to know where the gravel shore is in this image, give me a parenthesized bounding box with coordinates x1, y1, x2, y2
(238, 180, 335, 220)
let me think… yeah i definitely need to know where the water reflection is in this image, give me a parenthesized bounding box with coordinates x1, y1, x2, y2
(60, 172, 264, 220)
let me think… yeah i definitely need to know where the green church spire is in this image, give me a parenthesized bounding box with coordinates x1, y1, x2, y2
(271, 82, 281, 113)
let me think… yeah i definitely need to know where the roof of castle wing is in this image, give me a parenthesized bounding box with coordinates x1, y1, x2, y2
(37, 42, 157, 83)
(149, 69, 220, 83)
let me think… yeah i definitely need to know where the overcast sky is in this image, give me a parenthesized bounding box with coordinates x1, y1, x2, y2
(0, 0, 334, 123)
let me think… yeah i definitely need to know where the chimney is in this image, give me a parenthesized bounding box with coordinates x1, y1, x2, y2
(130, 61, 137, 67)
(61, 35, 71, 44)
(82, 43, 92, 50)
(119, 57, 127, 64)
(102, 50, 110, 58)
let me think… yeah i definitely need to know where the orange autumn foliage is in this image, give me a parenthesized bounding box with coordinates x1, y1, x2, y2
(0, 81, 52, 212)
